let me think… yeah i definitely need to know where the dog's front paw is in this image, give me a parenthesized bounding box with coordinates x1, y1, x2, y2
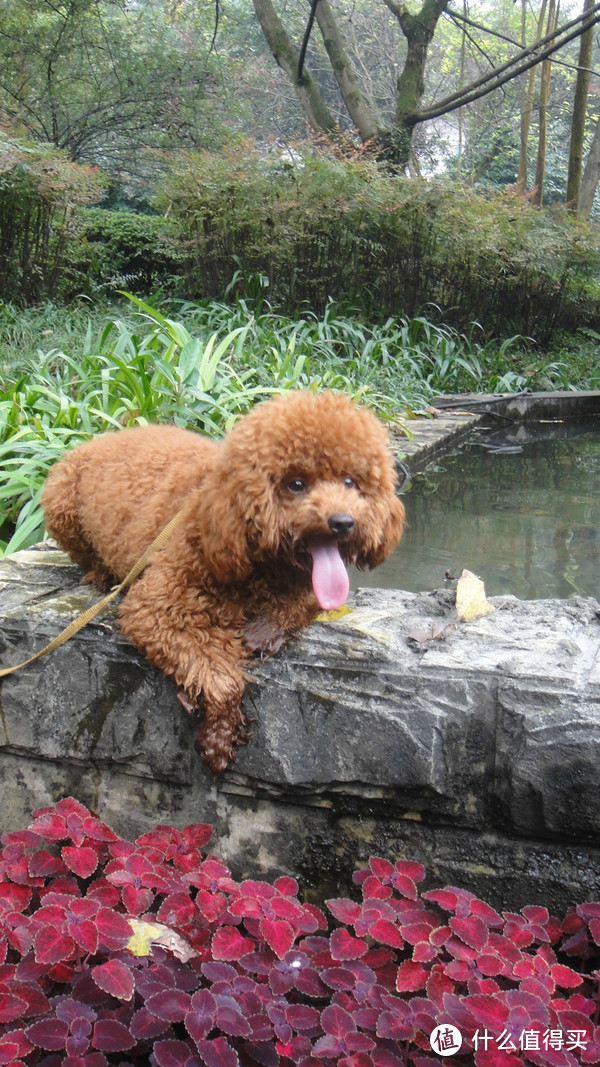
(244, 613, 288, 655)
(195, 718, 239, 775)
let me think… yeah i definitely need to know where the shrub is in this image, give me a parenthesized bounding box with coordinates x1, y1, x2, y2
(159, 145, 600, 344)
(1, 797, 600, 1065)
(0, 133, 104, 303)
(62, 209, 184, 300)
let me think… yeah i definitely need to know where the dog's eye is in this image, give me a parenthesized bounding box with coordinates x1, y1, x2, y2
(286, 477, 307, 494)
(343, 476, 357, 490)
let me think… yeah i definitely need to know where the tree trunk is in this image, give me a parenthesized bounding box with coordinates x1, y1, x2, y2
(517, 0, 548, 193)
(314, 0, 385, 143)
(384, 0, 449, 166)
(532, 0, 557, 206)
(566, 0, 595, 211)
(251, 0, 339, 136)
(578, 114, 600, 217)
(254, 0, 448, 168)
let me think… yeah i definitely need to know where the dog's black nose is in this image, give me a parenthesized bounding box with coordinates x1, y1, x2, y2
(328, 513, 354, 538)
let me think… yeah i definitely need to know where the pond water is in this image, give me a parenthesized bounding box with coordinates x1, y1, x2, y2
(353, 416, 600, 601)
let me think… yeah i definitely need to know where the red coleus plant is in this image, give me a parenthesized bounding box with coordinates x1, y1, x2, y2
(0, 799, 600, 1066)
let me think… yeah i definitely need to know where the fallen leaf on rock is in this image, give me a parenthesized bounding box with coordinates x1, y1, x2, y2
(315, 605, 353, 622)
(407, 620, 453, 643)
(456, 568, 494, 622)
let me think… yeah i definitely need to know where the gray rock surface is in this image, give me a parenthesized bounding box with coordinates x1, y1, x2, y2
(2, 543, 600, 912)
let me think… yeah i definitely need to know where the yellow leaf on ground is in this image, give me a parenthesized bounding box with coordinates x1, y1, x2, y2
(456, 569, 494, 622)
(315, 606, 353, 622)
(126, 918, 196, 962)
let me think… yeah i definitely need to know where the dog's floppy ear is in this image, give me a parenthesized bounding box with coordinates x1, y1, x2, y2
(361, 493, 405, 569)
(188, 471, 254, 584)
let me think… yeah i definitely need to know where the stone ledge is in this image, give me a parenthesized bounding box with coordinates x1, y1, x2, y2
(393, 410, 481, 476)
(2, 544, 600, 911)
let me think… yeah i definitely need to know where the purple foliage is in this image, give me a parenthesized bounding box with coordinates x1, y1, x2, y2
(0, 798, 599, 1065)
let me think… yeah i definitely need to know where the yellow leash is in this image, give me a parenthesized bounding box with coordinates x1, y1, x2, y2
(0, 509, 184, 679)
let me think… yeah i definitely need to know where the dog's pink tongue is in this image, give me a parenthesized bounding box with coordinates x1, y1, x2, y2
(309, 542, 350, 610)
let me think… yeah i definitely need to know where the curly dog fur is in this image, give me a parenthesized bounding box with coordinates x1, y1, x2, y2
(42, 390, 405, 773)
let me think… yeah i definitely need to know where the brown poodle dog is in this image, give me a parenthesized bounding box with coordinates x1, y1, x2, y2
(42, 390, 405, 773)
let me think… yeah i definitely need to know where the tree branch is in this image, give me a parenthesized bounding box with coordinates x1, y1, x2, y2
(417, 2, 600, 123)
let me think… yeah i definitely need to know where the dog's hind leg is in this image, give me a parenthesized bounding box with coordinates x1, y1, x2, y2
(41, 452, 116, 590)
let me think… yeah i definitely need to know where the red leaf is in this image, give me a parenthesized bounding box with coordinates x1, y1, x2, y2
(371, 1046, 406, 1065)
(376, 1010, 413, 1041)
(464, 993, 509, 1030)
(157, 893, 196, 926)
(368, 918, 404, 948)
(270, 898, 305, 922)
(392, 873, 418, 900)
(183, 823, 213, 849)
(0, 1028, 34, 1061)
(10, 981, 51, 1018)
(273, 875, 299, 896)
(26, 1018, 69, 1050)
(329, 928, 368, 961)
(211, 927, 254, 961)
(346, 1032, 376, 1053)
(95, 907, 132, 949)
(146, 989, 192, 1022)
(523, 905, 549, 924)
(0, 884, 31, 912)
(66, 918, 99, 956)
(216, 1004, 252, 1037)
(0, 992, 27, 1023)
(326, 898, 362, 925)
(130, 1007, 170, 1041)
(185, 990, 218, 1042)
(92, 1020, 136, 1052)
(260, 919, 295, 960)
(286, 1004, 320, 1031)
(360, 876, 392, 900)
(369, 857, 394, 880)
(28, 813, 68, 841)
(92, 959, 134, 1001)
(34, 926, 76, 965)
(55, 796, 91, 818)
(121, 884, 154, 915)
(478, 953, 506, 977)
(321, 1004, 356, 1038)
(154, 1038, 197, 1066)
(469, 899, 504, 927)
(427, 968, 454, 1005)
(396, 860, 426, 882)
(195, 1037, 240, 1067)
(422, 888, 459, 911)
(589, 918, 600, 946)
(450, 915, 489, 951)
(401, 922, 437, 945)
(28, 850, 67, 878)
(550, 963, 584, 988)
(339, 1054, 373, 1067)
(83, 816, 119, 843)
(61, 846, 99, 879)
(396, 960, 428, 992)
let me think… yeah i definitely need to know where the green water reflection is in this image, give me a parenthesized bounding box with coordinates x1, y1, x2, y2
(353, 418, 600, 601)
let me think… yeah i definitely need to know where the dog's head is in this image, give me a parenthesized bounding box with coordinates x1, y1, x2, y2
(196, 390, 405, 608)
